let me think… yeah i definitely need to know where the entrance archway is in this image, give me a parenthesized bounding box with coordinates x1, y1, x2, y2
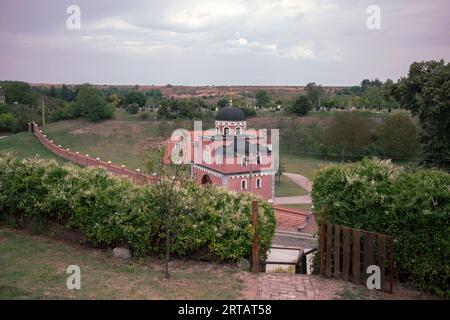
(201, 174, 212, 185)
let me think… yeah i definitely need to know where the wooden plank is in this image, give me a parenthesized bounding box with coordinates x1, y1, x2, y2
(342, 227, 350, 281)
(378, 235, 386, 291)
(333, 224, 341, 278)
(363, 233, 374, 283)
(320, 223, 326, 275)
(326, 223, 332, 278)
(352, 230, 361, 284)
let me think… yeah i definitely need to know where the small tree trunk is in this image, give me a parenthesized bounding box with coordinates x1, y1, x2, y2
(164, 225, 171, 279)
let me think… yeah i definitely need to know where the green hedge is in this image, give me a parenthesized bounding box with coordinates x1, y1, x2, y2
(312, 158, 450, 298)
(0, 153, 276, 262)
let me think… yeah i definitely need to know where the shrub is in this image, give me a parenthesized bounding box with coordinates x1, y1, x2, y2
(312, 158, 450, 298)
(0, 152, 276, 262)
(139, 112, 150, 120)
(288, 95, 313, 116)
(126, 103, 139, 114)
(242, 107, 257, 117)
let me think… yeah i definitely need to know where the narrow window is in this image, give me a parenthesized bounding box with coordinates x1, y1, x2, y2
(241, 179, 247, 190)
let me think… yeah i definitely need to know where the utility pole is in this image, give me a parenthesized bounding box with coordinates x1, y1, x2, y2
(248, 157, 253, 193)
(42, 96, 45, 127)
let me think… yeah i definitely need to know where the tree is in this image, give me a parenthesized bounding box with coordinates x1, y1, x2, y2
(0, 112, 19, 132)
(125, 91, 146, 108)
(2, 81, 38, 106)
(217, 98, 228, 109)
(255, 90, 270, 108)
(288, 95, 313, 116)
(305, 82, 324, 109)
(49, 85, 57, 98)
(145, 147, 190, 279)
(375, 114, 420, 159)
(126, 103, 139, 114)
(397, 60, 450, 169)
(73, 85, 114, 121)
(61, 84, 76, 101)
(321, 112, 372, 161)
(107, 93, 124, 108)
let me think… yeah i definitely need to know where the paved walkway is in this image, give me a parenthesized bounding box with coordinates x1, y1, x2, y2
(243, 274, 344, 300)
(274, 172, 313, 205)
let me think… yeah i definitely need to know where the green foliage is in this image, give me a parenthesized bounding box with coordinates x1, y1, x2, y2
(0, 112, 20, 132)
(305, 82, 324, 109)
(321, 112, 373, 160)
(0, 153, 276, 262)
(255, 91, 271, 108)
(217, 98, 228, 109)
(398, 60, 450, 170)
(125, 91, 146, 108)
(288, 95, 313, 116)
(126, 103, 140, 114)
(73, 85, 114, 122)
(242, 107, 257, 117)
(374, 114, 420, 159)
(312, 158, 450, 297)
(139, 112, 151, 120)
(1, 81, 38, 106)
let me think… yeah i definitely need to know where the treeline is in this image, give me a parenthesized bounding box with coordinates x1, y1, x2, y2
(0, 82, 166, 132)
(280, 60, 449, 170)
(280, 112, 421, 162)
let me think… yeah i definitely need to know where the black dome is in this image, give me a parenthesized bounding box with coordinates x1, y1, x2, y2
(216, 106, 246, 121)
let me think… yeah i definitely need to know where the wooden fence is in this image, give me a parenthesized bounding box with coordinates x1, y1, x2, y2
(320, 222, 394, 292)
(30, 122, 159, 185)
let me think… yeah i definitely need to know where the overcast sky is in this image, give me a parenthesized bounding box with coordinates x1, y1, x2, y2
(0, 0, 449, 86)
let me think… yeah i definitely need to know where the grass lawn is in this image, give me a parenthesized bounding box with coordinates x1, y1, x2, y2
(0, 228, 243, 300)
(275, 175, 309, 197)
(281, 153, 336, 179)
(0, 132, 66, 163)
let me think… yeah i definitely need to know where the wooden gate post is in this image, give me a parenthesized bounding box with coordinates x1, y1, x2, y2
(251, 200, 259, 273)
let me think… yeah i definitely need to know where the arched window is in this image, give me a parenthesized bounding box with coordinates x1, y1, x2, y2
(216, 154, 222, 165)
(224, 127, 230, 135)
(256, 154, 261, 165)
(256, 178, 262, 189)
(235, 127, 241, 135)
(241, 179, 247, 190)
(241, 156, 247, 166)
(202, 146, 211, 164)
